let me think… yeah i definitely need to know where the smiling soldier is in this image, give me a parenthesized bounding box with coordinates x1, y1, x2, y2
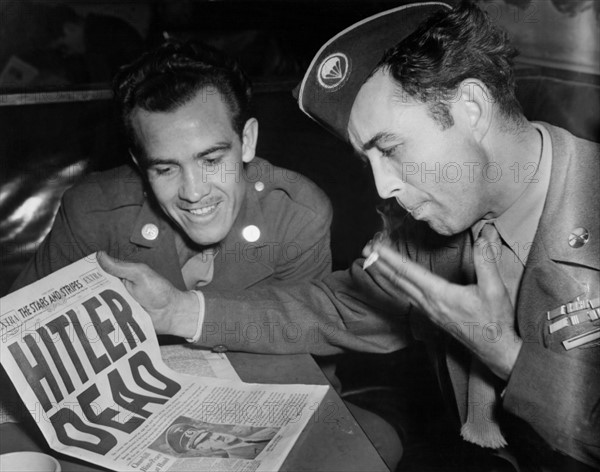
(13, 41, 333, 306)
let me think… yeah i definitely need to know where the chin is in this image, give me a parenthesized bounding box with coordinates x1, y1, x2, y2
(188, 230, 228, 246)
(174, 213, 233, 247)
(425, 219, 456, 237)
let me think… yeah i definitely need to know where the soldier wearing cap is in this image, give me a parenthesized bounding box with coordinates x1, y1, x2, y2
(164, 422, 276, 460)
(10, 40, 402, 470)
(94, 2, 598, 470)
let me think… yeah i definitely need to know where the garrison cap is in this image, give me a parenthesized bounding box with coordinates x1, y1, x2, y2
(166, 423, 208, 453)
(295, 1, 453, 141)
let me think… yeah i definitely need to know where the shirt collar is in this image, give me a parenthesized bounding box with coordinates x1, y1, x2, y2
(471, 123, 552, 264)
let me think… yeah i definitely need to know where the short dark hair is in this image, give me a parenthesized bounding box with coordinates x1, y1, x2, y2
(113, 40, 253, 161)
(374, 3, 523, 129)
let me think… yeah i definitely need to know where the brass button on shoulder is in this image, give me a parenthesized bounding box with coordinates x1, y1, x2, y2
(254, 181, 265, 192)
(568, 227, 589, 248)
(141, 223, 159, 241)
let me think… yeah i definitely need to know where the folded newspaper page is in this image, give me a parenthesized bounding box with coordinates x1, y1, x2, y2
(0, 254, 328, 472)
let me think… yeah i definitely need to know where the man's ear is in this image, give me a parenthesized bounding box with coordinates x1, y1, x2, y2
(241, 118, 259, 164)
(457, 79, 493, 142)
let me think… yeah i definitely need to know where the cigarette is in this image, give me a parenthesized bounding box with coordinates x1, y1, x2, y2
(362, 251, 379, 270)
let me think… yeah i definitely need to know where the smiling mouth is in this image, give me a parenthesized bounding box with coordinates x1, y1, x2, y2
(185, 202, 220, 217)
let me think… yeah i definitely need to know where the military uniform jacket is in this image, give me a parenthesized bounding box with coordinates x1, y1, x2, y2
(198, 124, 599, 470)
(12, 157, 333, 293)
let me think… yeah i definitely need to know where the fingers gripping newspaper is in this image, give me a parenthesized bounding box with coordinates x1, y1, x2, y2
(0, 254, 328, 472)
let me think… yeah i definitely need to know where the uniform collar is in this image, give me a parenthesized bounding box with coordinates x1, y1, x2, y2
(534, 123, 599, 270)
(471, 124, 552, 265)
(128, 192, 186, 290)
(128, 165, 274, 288)
(129, 165, 269, 250)
(496, 124, 551, 264)
(130, 193, 170, 248)
(211, 164, 274, 289)
(222, 167, 269, 249)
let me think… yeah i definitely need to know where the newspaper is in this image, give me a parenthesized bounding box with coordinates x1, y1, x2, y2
(0, 254, 328, 472)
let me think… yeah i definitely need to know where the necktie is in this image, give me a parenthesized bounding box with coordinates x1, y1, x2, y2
(461, 222, 519, 449)
(181, 250, 216, 289)
(174, 232, 218, 289)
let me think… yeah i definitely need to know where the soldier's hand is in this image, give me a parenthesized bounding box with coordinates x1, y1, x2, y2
(97, 251, 199, 338)
(365, 226, 522, 380)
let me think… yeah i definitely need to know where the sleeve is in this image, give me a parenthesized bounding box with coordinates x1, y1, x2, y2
(198, 256, 415, 356)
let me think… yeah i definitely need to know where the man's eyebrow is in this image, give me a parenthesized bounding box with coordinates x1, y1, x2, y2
(194, 143, 232, 158)
(362, 132, 402, 152)
(145, 157, 179, 167)
(146, 143, 232, 165)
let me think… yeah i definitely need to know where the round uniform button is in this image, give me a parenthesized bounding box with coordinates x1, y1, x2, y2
(254, 181, 265, 192)
(212, 345, 228, 353)
(568, 227, 589, 248)
(242, 225, 261, 242)
(141, 223, 159, 241)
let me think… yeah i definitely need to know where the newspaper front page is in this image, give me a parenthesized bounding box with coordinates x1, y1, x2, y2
(0, 254, 328, 472)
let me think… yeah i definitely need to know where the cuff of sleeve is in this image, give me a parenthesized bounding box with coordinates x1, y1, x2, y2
(185, 290, 205, 343)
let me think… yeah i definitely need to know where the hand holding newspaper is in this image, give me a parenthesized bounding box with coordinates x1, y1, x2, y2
(0, 254, 327, 472)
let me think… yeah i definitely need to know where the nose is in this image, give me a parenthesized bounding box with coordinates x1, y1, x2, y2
(370, 157, 404, 200)
(179, 166, 209, 202)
